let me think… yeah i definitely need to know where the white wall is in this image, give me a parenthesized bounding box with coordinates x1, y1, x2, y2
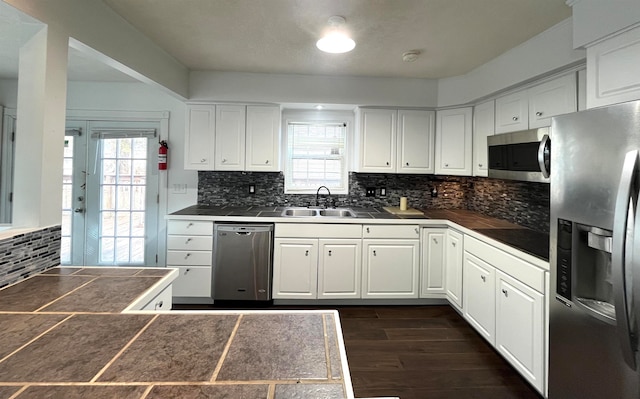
(190, 71, 439, 108)
(3, 0, 189, 99)
(437, 18, 586, 107)
(65, 81, 195, 213)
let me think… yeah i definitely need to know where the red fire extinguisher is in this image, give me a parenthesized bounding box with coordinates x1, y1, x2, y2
(159, 140, 168, 170)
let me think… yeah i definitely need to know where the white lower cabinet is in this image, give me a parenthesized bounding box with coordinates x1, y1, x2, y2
(272, 239, 318, 299)
(318, 240, 362, 299)
(141, 284, 173, 311)
(495, 269, 544, 393)
(172, 266, 212, 298)
(444, 229, 464, 309)
(420, 228, 447, 297)
(463, 234, 546, 394)
(463, 252, 496, 344)
(362, 240, 419, 298)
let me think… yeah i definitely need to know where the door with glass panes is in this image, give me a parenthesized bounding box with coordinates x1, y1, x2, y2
(62, 120, 159, 266)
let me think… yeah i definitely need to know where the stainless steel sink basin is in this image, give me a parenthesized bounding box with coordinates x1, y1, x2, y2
(280, 207, 356, 218)
(318, 209, 356, 217)
(281, 208, 318, 217)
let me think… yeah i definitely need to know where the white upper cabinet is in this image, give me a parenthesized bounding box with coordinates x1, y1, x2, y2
(246, 105, 280, 172)
(357, 108, 397, 173)
(185, 104, 216, 170)
(528, 73, 577, 128)
(472, 100, 495, 177)
(495, 91, 529, 134)
(435, 107, 473, 176)
(214, 105, 246, 170)
(397, 110, 436, 174)
(495, 73, 577, 133)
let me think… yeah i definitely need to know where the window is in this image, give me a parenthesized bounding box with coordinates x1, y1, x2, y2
(285, 121, 348, 194)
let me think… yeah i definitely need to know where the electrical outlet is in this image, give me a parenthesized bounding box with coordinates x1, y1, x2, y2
(380, 187, 386, 196)
(249, 185, 256, 194)
(431, 186, 438, 198)
(365, 187, 376, 197)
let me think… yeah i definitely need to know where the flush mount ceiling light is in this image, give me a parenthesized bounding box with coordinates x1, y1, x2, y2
(402, 50, 420, 62)
(316, 16, 356, 54)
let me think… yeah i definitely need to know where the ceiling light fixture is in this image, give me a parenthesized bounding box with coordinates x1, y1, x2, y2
(402, 51, 420, 62)
(316, 16, 356, 54)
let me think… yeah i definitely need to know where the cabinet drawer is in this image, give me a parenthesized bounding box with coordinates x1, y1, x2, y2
(167, 235, 213, 251)
(275, 223, 361, 238)
(167, 220, 213, 236)
(167, 250, 212, 266)
(141, 285, 173, 311)
(362, 224, 420, 239)
(172, 266, 212, 298)
(464, 235, 544, 293)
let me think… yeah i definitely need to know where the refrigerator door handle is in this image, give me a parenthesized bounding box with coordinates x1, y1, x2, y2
(613, 149, 639, 370)
(537, 134, 551, 178)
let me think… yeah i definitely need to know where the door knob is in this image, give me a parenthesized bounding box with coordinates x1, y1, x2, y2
(74, 208, 84, 213)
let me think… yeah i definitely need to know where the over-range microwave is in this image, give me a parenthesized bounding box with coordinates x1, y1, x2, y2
(487, 128, 550, 183)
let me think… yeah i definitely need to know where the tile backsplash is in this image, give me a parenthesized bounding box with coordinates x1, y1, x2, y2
(198, 172, 550, 233)
(0, 225, 61, 288)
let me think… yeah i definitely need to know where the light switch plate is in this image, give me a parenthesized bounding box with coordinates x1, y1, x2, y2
(366, 187, 375, 197)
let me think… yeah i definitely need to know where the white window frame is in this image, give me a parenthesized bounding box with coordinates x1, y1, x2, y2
(282, 110, 354, 195)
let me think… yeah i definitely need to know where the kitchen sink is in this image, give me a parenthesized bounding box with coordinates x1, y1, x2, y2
(280, 208, 356, 218)
(318, 209, 356, 217)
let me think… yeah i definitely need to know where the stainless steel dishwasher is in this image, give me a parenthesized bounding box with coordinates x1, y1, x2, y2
(212, 223, 274, 301)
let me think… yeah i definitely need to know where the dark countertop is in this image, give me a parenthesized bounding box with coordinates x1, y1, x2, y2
(0, 267, 351, 399)
(171, 205, 550, 261)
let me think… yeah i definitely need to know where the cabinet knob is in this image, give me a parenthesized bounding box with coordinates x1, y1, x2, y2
(502, 289, 508, 297)
(328, 250, 332, 256)
(185, 238, 192, 244)
(200, 158, 206, 163)
(222, 158, 227, 163)
(156, 300, 164, 309)
(512, 116, 518, 121)
(305, 250, 309, 256)
(445, 163, 449, 167)
(415, 228, 419, 235)
(452, 242, 456, 247)
(373, 250, 377, 256)
(433, 238, 438, 244)
(481, 275, 486, 282)
(184, 253, 191, 259)
(265, 160, 269, 164)
(478, 163, 483, 167)
(536, 111, 543, 117)
(406, 162, 409, 166)
(386, 161, 390, 166)
(185, 268, 190, 274)
(187, 222, 193, 227)
(366, 227, 370, 233)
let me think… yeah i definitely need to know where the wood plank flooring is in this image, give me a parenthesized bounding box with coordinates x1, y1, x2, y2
(174, 303, 543, 399)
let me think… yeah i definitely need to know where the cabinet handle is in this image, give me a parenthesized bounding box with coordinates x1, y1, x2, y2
(200, 158, 206, 163)
(184, 253, 191, 259)
(155, 300, 164, 309)
(187, 222, 193, 228)
(536, 111, 543, 117)
(373, 250, 377, 256)
(305, 250, 309, 256)
(478, 163, 483, 167)
(512, 116, 518, 121)
(481, 275, 486, 282)
(502, 289, 508, 297)
(433, 238, 438, 244)
(265, 160, 269, 164)
(185, 238, 192, 244)
(222, 158, 227, 163)
(452, 242, 456, 247)
(366, 227, 370, 233)
(415, 228, 419, 235)
(328, 250, 332, 256)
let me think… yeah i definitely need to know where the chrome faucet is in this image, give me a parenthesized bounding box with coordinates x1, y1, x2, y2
(316, 185, 332, 207)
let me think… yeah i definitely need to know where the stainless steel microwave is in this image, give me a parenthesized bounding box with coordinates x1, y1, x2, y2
(487, 128, 550, 183)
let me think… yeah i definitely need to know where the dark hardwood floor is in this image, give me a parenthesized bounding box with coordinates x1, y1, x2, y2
(174, 303, 542, 399)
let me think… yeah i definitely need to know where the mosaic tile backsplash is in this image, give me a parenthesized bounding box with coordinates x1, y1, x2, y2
(0, 225, 61, 288)
(198, 172, 550, 233)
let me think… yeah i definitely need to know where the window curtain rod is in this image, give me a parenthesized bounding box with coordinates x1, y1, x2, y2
(90, 128, 157, 139)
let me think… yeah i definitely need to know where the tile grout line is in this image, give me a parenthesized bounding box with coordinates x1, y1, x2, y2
(322, 314, 332, 381)
(267, 383, 276, 398)
(32, 277, 100, 312)
(6, 385, 28, 399)
(0, 380, 340, 387)
(89, 314, 160, 383)
(209, 314, 244, 383)
(0, 314, 75, 365)
(139, 384, 154, 399)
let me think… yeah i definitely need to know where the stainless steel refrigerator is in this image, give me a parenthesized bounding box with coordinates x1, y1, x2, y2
(550, 100, 640, 398)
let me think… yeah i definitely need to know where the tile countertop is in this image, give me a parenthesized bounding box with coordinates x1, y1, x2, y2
(0, 267, 354, 399)
(169, 205, 550, 263)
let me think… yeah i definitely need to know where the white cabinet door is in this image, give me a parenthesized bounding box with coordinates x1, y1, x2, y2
(397, 110, 435, 174)
(246, 105, 280, 172)
(420, 228, 447, 297)
(472, 100, 495, 177)
(435, 107, 473, 175)
(362, 240, 419, 298)
(318, 239, 362, 299)
(495, 270, 544, 393)
(495, 90, 528, 133)
(214, 105, 246, 170)
(528, 73, 577, 128)
(445, 229, 464, 309)
(463, 252, 496, 345)
(185, 104, 215, 170)
(273, 239, 318, 299)
(172, 266, 212, 298)
(358, 108, 397, 173)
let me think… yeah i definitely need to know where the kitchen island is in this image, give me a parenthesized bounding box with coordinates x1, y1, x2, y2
(0, 267, 354, 399)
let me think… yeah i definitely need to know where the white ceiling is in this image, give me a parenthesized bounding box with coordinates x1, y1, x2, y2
(0, 0, 572, 82)
(102, 0, 572, 79)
